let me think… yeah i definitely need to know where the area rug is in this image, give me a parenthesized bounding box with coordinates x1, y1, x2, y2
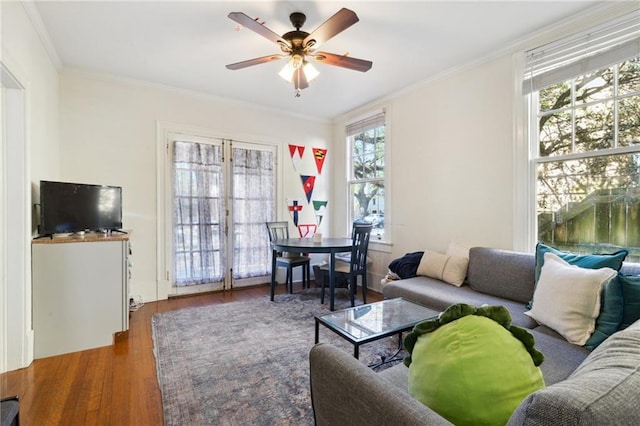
(152, 289, 405, 426)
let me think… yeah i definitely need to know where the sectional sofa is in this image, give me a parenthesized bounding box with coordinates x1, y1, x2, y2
(309, 247, 640, 425)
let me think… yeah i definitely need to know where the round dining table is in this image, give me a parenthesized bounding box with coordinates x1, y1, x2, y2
(270, 237, 354, 311)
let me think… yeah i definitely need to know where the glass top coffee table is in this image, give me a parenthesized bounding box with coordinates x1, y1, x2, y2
(314, 297, 440, 359)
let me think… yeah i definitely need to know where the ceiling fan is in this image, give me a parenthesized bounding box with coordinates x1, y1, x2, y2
(226, 8, 373, 97)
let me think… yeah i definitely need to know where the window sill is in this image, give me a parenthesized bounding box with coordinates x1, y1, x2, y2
(368, 240, 392, 253)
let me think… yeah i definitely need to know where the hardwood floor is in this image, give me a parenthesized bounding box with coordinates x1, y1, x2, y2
(1, 283, 382, 425)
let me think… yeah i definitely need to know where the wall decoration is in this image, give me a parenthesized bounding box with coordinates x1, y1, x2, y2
(288, 144, 305, 171)
(298, 223, 317, 238)
(300, 175, 316, 203)
(312, 200, 328, 226)
(313, 148, 327, 174)
(287, 198, 304, 226)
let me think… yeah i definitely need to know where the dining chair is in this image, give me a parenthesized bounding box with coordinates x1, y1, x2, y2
(266, 221, 311, 293)
(319, 223, 373, 307)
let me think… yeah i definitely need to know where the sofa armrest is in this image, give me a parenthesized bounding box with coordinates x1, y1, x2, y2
(309, 343, 452, 426)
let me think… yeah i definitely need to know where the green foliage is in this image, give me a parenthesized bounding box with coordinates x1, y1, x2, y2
(350, 126, 385, 218)
(536, 58, 640, 258)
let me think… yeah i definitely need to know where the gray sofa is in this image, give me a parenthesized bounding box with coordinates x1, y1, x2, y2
(309, 247, 640, 425)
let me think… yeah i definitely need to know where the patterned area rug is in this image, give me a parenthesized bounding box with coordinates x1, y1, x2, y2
(152, 289, 405, 425)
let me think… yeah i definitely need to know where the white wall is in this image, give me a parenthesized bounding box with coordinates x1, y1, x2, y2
(1, 3, 60, 192)
(1, 1, 60, 371)
(333, 54, 517, 290)
(58, 72, 332, 301)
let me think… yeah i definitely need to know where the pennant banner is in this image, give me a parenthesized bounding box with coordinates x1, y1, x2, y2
(313, 148, 327, 175)
(287, 198, 304, 227)
(312, 200, 328, 226)
(288, 144, 305, 171)
(298, 223, 317, 238)
(300, 175, 316, 203)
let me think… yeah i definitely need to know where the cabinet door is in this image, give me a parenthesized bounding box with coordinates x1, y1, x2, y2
(32, 240, 125, 358)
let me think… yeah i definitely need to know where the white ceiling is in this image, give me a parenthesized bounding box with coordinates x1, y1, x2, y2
(32, 1, 602, 120)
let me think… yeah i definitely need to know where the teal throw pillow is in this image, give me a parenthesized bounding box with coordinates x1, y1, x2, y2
(618, 274, 640, 330)
(528, 243, 629, 309)
(534, 243, 628, 282)
(584, 274, 623, 350)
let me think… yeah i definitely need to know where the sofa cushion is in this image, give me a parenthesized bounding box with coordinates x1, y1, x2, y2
(525, 253, 616, 345)
(416, 249, 468, 287)
(467, 247, 536, 304)
(383, 277, 538, 329)
(619, 274, 640, 330)
(508, 320, 640, 425)
(530, 326, 590, 384)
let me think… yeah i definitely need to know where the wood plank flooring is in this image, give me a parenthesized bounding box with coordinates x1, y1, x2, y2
(1, 283, 382, 425)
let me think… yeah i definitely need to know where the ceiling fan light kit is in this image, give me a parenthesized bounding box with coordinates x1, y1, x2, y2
(226, 8, 372, 97)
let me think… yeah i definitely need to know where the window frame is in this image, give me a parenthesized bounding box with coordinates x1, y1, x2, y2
(345, 110, 390, 244)
(525, 52, 640, 256)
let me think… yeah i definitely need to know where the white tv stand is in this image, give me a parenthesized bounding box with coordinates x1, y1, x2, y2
(32, 232, 131, 358)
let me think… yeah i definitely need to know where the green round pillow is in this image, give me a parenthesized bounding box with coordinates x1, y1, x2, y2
(405, 304, 545, 426)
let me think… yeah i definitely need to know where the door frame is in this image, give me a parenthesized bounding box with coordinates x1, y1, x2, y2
(1, 60, 33, 372)
(156, 122, 283, 300)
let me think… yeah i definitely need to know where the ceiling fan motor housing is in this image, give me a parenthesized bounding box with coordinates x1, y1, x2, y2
(289, 12, 306, 30)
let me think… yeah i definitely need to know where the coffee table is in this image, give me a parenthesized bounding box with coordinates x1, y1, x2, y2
(314, 297, 439, 359)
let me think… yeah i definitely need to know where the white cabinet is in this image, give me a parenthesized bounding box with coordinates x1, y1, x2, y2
(32, 235, 130, 358)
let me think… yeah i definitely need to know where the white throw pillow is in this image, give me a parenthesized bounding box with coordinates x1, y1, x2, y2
(446, 241, 470, 259)
(417, 249, 469, 287)
(525, 252, 616, 345)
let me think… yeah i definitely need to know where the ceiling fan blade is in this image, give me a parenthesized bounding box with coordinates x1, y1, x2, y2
(294, 68, 309, 91)
(226, 54, 284, 70)
(228, 12, 289, 47)
(313, 52, 372, 72)
(303, 8, 359, 48)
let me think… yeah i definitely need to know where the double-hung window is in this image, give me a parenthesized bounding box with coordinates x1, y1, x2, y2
(524, 13, 640, 260)
(346, 111, 387, 241)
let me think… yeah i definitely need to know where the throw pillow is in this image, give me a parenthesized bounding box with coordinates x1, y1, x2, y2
(528, 243, 628, 309)
(618, 274, 640, 330)
(534, 242, 628, 282)
(446, 241, 470, 259)
(526, 252, 616, 345)
(584, 274, 623, 350)
(404, 304, 544, 426)
(416, 249, 468, 287)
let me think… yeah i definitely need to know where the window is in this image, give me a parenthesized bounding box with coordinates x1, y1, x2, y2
(346, 111, 387, 241)
(525, 14, 640, 260)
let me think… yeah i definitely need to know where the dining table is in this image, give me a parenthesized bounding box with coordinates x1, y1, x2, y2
(270, 237, 354, 311)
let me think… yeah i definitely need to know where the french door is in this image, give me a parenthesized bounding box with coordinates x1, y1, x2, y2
(170, 134, 276, 295)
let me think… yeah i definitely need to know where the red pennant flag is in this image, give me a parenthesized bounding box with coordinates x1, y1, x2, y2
(300, 175, 316, 203)
(298, 223, 317, 238)
(288, 144, 305, 171)
(313, 148, 327, 174)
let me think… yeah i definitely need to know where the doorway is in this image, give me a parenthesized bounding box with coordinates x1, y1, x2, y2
(167, 133, 277, 296)
(1, 62, 31, 372)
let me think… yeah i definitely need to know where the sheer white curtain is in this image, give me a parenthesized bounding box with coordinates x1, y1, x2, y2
(231, 145, 276, 279)
(173, 140, 226, 286)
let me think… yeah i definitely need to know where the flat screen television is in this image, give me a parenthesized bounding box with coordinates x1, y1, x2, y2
(39, 180, 123, 236)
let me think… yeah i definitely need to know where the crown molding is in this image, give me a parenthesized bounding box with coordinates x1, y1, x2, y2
(20, 1, 63, 70)
(61, 68, 330, 124)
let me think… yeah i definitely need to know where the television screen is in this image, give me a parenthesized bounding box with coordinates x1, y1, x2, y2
(39, 180, 123, 236)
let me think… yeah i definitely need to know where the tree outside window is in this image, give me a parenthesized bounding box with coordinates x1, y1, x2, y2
(534, 57, 640, 260)
(347, 113, 386, 240)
